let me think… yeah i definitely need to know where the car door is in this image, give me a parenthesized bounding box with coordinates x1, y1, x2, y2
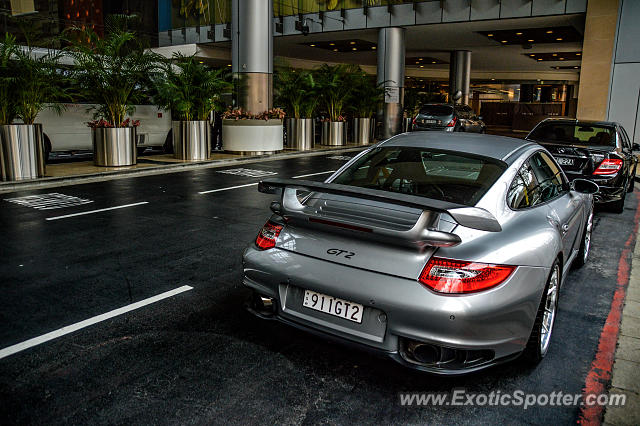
(530, 152, 583, 263)
(619, 126, 635, 181)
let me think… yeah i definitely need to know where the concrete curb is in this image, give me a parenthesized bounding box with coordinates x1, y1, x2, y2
(0, 146, 368, 194)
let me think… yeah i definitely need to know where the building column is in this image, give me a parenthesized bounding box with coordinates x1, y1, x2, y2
(232, 0, 273, 113)
(576, 0, 619, 120)
(449, 50, 471, 105)
(377, 27, 405, 139)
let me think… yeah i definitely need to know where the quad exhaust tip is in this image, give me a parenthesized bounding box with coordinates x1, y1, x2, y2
(401, 338, 494, 368)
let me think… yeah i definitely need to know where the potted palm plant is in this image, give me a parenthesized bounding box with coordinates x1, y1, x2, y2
(66, 18, 161, 167)
(314, 64, 358, 146)
(275, 66, 317, 150)
(350, 69, 384, 145)
(0, 34, 67, 181)
(155, 53, 231, 160)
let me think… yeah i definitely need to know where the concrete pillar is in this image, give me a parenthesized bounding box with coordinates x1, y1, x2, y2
(232, 0, 273, 113)
(576, 0, 619, 120)
(449, 50, 471, 105)
(377, 27, 405, 139)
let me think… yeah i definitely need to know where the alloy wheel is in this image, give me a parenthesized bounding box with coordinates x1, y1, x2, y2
(540, 265, 559, 355)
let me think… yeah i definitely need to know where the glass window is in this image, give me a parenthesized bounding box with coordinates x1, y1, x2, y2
(508, 153, 566, 209)
(507, 161, 539, 209)
(528, 123, 616, 147)
(620, 127, 631, 149)
(332, 146, 507, 206)
(419, 105, 454, 116)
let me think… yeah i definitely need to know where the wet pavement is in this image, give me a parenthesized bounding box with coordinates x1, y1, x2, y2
(0, 150, 638, 424)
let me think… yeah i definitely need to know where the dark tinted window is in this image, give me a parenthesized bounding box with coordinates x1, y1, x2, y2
(528, 123, 616, 147)
(332, 147, 507, 206)
(620, 127, 631, 149)
(507, 152, 566, 209)
(419, 105, 454, 116)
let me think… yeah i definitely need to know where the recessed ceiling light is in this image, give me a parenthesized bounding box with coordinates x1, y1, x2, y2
(559, 57, 564, 60)
(546, 30, 553, 34)
(333, 48, 338, 52)
(350, 41, 356, 45)
(576, 52, 581, 56)
(487, 33, 493, 37)
(574, 66, 579, 69)
(419, 58, 423, 60)
(556, 37, 563, 41)
(491, 78, 495, 80)
(199, 61, 204, 63)
(352, 47, 357, 50)
(419, 65, 424, 68)
(432, 61, 436, 64)
(371, 46, 376, 50)
(528, 39, 534, 42)
(537, 58, 543, 61)
(329, 42, 335, 46)
(310, 44, 315, 47)
(501, 40, 507, 43)
(415, 62, 420, 64)
(552, 53, 557, 56)
(227, 64, 231, 67)
(530, 54, 535, 56)
(516, 32, 523, 35)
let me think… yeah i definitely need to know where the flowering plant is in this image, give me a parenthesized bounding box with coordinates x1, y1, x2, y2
(88, 118, 140, 129)
(222, 107, 286, 121)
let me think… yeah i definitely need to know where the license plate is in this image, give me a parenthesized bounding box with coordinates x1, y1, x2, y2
(302, 290, 364, 323)
(422, 119, 438, 124)
(556, 157, 574, 166)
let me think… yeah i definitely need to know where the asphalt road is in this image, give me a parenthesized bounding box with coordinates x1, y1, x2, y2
(0, 151, 637, 425)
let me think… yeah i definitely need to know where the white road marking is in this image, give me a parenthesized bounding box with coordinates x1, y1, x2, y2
(199, 170, 337, 194)
(198, 183, 259, 194)
(216, 168, 278, 178)
(0, 285, 193, 360)
(45, 202, 149, 221)
(5, 193, 93, 210)
(292, 171, 336, 179)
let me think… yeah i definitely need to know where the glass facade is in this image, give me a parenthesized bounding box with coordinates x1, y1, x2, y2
(273, 1, 416, 16)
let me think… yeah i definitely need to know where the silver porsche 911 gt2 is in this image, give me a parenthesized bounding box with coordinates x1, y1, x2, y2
(243, 132, 598, 375)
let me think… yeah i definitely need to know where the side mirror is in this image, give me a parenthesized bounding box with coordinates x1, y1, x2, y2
(570, 179, 599, 194)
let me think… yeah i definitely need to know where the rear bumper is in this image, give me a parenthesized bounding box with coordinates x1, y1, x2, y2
(242, 245, 549, 375)
(412, 125, 455, 132)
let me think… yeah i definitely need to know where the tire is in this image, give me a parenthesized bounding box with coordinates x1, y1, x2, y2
(572, 209, 593, 269)
(522, 259, 560, 364)
(610, 190, 626, 214)
(627, 165, 636, 193)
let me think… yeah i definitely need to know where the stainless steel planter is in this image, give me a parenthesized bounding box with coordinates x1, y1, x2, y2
(289, 118, 314, 150)
(0, 124, 45, 181)
(402, 117, 413, 133)
(172, 120, 211, 160)
(355, 117, 374, 145)
(328, 121, 345, 146)
(321, 121, 330, 145)
(92, 127, 136, 167)
(285, 117, 296, 148)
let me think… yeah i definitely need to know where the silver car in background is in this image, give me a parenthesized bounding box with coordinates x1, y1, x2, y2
(243, 133, 597, 375)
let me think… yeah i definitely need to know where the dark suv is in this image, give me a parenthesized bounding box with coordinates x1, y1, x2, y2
(526, 118, 638, 213)
(412, 104, 486, 133)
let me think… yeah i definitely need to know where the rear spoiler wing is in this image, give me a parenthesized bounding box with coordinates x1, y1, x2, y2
(258, 178, 502, 238)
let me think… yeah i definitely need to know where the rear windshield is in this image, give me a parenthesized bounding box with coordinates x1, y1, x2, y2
(419, 105, 453, 116)
(528, 123, 616, 147)
(332, 147, 507, 206)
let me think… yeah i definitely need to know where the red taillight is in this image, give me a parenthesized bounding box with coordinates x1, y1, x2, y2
(418, 257, 515, 294)
(412, 117, 417, 125)
(446, 116, 458, 127)
(593, 158, 623, 175)
(255, 221, 283, 250)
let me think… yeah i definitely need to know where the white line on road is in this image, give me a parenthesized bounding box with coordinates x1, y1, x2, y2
(45, 202, 149, 221)
(292, 171, 336, 179)
(197, 170, 336, 194)
(0, 285, 193, 360)
(198, 182, 259, 194)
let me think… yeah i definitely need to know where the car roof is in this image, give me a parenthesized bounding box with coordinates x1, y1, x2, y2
(380, 132, 537, 165)
(535, 118, 620, 128)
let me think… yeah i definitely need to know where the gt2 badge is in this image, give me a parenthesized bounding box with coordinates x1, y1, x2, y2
(327, 248, 355, 259)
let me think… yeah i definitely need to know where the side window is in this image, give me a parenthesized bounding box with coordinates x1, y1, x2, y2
(529, 152, 566, 203)
(507, 161, 539, 209)
(620, 127, 632, 149)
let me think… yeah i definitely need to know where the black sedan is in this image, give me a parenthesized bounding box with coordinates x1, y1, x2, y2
(526, 118, 638, 213)
(412, 103, 486, 133)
